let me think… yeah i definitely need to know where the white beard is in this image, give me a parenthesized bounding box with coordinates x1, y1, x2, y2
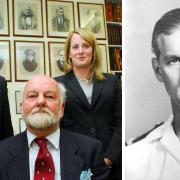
(24, 108, 60, 130)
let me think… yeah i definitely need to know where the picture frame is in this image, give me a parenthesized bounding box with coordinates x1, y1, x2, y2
(15, 91, 22, 114)
(0, 0, 10, 36)
(98, 44, 108, 73)
(46, 0, 75, 38)
(14, 41, 45, 82)
(77, 2, 106, 40)
(13, 0, 43, 37)
(19, 118, 26, 132)
(0, 40, 11, 81)
(48, 42, 65, 77)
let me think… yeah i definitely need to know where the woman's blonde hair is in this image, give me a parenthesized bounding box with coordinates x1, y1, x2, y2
(63, 28, 105, 80)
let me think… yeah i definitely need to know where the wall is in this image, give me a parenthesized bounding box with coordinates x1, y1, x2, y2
(125, 0, 180, 140)
(1, 0, 107, 134)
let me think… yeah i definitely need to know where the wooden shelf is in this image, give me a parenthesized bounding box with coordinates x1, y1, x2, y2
(106, 21, 122, 26)
(108, 45, 122, 48)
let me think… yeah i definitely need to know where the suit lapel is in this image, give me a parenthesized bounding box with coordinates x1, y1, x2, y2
(64, 72, 91, 109)
(91, 78, 105, 108)
(60, 130, 84, 180)
(7, 132, 30, 180)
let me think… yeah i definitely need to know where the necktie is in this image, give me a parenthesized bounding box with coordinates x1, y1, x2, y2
(34, 137, 55, 180)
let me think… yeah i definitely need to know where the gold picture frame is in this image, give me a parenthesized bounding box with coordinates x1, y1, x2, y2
(15, 90, 22, 114)
(78, 2, 106, 40)
(14, 41, 45, 82)
(46, 0, 75, 38)
(0, 0, 10, 36)
(48, 42, 65, 78)
(13, 0, 43, 37)
(98, 44, 108, 73)
(0, 40, 11, 81)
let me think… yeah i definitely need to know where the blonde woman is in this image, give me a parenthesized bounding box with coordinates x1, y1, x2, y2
(55, 28, 121, 179)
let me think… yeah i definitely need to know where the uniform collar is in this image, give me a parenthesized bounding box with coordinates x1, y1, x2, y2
(146, 115, 180, 161)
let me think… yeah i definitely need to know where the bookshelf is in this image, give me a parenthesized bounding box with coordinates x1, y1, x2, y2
(105, 0, 122, 77)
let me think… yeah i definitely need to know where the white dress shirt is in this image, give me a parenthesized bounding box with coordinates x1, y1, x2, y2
(27, 128, 61, 180)
(126, 116, 180, 180)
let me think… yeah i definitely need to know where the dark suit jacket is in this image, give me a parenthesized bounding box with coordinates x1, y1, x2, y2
(0, 129, 109, 180)
(54, 72, 122, 164)
(0, 76, 13, 140)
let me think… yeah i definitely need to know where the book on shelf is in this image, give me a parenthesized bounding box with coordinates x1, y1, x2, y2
(105, 1, 122, 22)
(107, 25, 121, 45)
(109, 48, 122, 71)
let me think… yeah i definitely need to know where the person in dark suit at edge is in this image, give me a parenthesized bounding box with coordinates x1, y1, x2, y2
(0, 75, 13, 140)
(0, 75, 109, 180)
(54, 28, 122, 180)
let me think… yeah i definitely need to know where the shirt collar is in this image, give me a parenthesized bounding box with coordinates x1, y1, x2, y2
(27, 128, 60, 150)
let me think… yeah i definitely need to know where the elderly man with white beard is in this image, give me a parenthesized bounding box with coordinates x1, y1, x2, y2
(0, 75, 109, 180)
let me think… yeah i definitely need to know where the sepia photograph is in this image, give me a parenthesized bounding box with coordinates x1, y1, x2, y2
(14, 41, 45, 81)
(77, 3, 106, 39)
(48, 42, 65, 77)
(0, 40, 11, 81)
(13, 0, 43, 37)
(0, 0, 9, 36)
(46, 0, 75, 38)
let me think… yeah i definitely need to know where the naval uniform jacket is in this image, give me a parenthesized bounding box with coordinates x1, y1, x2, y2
(125, 116, 180, 180)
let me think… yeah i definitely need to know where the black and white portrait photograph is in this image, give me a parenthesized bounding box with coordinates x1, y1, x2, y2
(0, 40, 11, 81)
(125, 0, 180, 179)
(13, 0, 43, 37)
(46, 0, 75, 38)
(0, 0, 9, 36)
(77, 3, 106, 39)
(14, 41, 45, 81)
(48, 42, 65, 77)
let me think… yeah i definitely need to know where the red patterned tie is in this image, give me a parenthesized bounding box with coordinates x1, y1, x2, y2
(34, 137, 55, 180)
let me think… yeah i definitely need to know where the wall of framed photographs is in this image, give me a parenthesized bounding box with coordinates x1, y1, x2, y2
(0, 0, 111, 134)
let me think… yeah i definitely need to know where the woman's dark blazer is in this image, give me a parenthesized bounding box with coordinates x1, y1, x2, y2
(55, 71, 121, 163)
(0, 76, 13, 140)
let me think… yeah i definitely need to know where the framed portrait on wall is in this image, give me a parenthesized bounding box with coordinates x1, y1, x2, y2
(46, 0, 75, 38)
(19, 118, 26, 132)
(0, 0, 9, 36)
(0, 40, 11, 81)
(15, 91, 22, 114)
(48, 42, 65, 77)
(14, 41, 45, 82)
(98, 44, 108, 73)
(13, 0, 43, 37)
(77, 3, 106, 40)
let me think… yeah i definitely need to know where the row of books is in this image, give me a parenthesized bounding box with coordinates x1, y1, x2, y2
(107, 25, 121, 45)
(105, 2, 122, 22)
(109, 47, 122, 71)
